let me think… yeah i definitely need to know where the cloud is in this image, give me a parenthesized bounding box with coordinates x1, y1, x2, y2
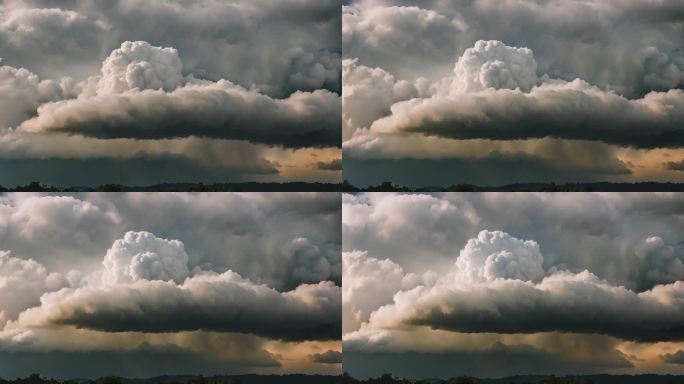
(1, 0, 341, 97)
(310, 350, 342, 364)
(343, 0, 684, 97)
(1, 225, 340, 342)
(19, 41, 341, 149)
(363, 41, 684, 149)
(0, 61, 72, 129)
(315, 158, 342, 171)
(98, 41, 184, 94)
(13, 270, 341, 341)
(346, 230, 684, 343)
(342, 251, 423, 334)
(454, 230, 544, 283)
(453, 40, 538, 92)
(662, 350, 684, 364)
(0, 251, 72, 326)
(101, 231, 190, 284)
(342, 0, 684, 185)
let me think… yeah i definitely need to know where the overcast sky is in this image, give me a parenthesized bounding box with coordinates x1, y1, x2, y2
(343, 193, 684, 378)
(0, 0, 341, 187)
(342, 0, 684, 187)
(0, 192, 341, 378)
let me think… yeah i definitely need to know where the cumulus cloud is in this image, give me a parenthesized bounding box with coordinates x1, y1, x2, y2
(362, 41, 684, 149)
(454, 230, 545, 283)
(19, 41, 341, 148)
(343, 0, 684, 185)
(453, 40, 539, 92)
(342, 250, 423, 334)
(662, 350, 684, 364)
(0, 1, 342, 186)
(0, 61, 72, 129)
(0, 251, 73, 326)
(310, 350, 342, 364)
(343, 228, 684, 346)
(101, 231, 190, 284)
(343, 194, 684, 351)
(13, 268, 341, 341)
(98, 41, 184, 94)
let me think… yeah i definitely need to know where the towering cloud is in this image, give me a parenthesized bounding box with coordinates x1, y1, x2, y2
(0, 193, 342, 378)
(343, 193, 684, 378)
(0, 0, 342, 187)
(343, 0, 684, 187)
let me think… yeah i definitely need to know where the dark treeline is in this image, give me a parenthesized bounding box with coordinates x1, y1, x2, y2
(0, 182, 342, 192)
(0, 375, 343, 384)
(3, 374, 684, 384)
(343, 180, 684, 192)
(341, 373, 684, 384)
(341, 374, 589, 384)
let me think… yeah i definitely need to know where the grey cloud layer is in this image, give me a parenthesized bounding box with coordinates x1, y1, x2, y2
(1, 0, 341, 97)
(0, 0, 341, 186)
(342, 193, 684, 376)
(12, 40, 340, 148)
(0, 193, 341, 378)
(343, 193, 684, 343)
(343, 0, 684, 186)
(0, 193, 341, 291)
(344, 0, 684, 97)
(344, 39, 684, 149)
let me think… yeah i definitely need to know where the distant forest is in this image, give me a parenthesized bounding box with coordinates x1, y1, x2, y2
(343, 180, 684, 192)
(0, 182, 342, 192)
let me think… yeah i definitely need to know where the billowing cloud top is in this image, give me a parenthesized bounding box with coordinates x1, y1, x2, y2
(0, 193, 341, 378)
(343, 0, 684, 186)
(0, 0, 342, 187)
(343, 193, 684, 378)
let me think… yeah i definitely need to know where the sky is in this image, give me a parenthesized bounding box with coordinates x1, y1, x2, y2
(0, 0, 341, 187)
(342, 0, 684, 187)
(343, 193, 684, 379)
(0, 192, 342, 379)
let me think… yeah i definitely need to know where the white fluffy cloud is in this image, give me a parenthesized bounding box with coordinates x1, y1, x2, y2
(453, 40, 538, 92)
(0, 61, 72, 129)
(0, 251, 74, 327)
(348, 40, 684, 149)
(102, 231, 190, 284)
(454, 230, 545, 283)
(343, 0, 684, 186)
(345, 230, 684, 346)
(98, 41, 184, 94)
(19, 41, 341, 149)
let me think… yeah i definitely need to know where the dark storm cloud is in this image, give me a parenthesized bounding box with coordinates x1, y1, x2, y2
(0, 193, 341, 376)
(370, 82, 684, 149)
(663, 350, 684, 365)
(21, 82, 341, 148)
(316, 159, 342, 171)
(310, 350, 342, 364)
(666, 160, 684, 171)
(17, 276, 341, 341)
(342, 0, 684, 185)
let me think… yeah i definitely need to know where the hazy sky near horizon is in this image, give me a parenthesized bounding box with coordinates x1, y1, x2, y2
(0, 0, 341, 187)
(343, 193, 684, 378)
(342, 0, 684, 187)
(0, 193, 342, 378)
